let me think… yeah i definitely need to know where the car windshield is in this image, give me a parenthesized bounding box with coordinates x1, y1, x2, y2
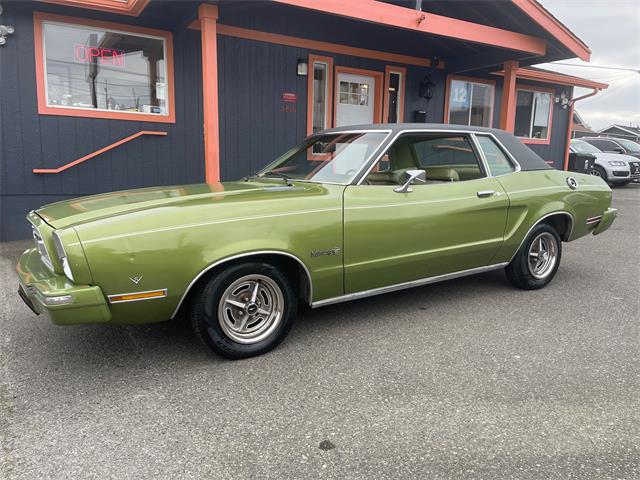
(257, 132, 389, 184)
(613, 138, 640, 153)
(571, 140, 602, 154)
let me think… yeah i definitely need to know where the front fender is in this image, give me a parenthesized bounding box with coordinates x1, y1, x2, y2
(75, 188, 344, 324)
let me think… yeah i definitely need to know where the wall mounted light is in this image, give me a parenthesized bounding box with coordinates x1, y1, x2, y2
(0, 3, 15, 47)
(0, 24, 14, 46)
(296, 59, 308, 76)
(555, 91, 570, 109)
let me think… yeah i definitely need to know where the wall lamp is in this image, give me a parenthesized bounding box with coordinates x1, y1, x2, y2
(0, 24, 14, 46)
(296, 59, 308, 76)
(0, 3, 15, 46)
(555, 91, 570, 109)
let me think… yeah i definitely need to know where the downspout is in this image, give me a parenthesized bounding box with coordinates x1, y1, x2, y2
(562, 87, 601, 170)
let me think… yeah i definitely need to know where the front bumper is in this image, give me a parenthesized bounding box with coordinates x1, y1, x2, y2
(592, 208, 617, 236)
(608, 169, 631, 183)
(16, 248, 111, 325)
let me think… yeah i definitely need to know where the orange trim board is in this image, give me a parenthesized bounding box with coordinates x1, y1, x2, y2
(511, 0, 590, 61)
(499, 60, 519, 133)
(493, 68, 608, 90)
(189, 22, 441, 69)
(38, 0, 150, 16)
(33, 131, 167, 174)
(199, 4, 221, 184)
(272, 0, 546, 56)
(33, 12, 176, 123)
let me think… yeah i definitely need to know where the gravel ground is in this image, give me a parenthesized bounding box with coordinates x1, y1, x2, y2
(1, 185, 638, 480)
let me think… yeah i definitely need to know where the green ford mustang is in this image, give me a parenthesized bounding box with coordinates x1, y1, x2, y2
(17, 124, 617, 358)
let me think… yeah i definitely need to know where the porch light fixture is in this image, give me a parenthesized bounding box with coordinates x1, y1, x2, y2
(297, 59, 308, 76)
(555, 91, 570, 109)
(0, 24, 14, 46)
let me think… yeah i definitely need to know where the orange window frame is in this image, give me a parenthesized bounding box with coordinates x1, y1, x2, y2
(514, 85, 555, 145)
(383, 66, 406, 123)
(333, 66, 384, 127)
(38, 0, 150, 16)
(443, 74, 496, 128)
(306, 54, 334, 136)
(33, 12, 176, 123)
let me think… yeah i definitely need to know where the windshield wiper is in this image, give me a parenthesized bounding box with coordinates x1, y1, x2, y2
(263, 171, 293, 186)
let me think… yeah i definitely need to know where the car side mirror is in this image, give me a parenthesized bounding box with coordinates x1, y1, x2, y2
(613, 147, 625, 154)
(394, 169, 426, 193)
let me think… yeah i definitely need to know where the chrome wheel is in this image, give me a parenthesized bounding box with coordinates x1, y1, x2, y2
(591, 169, 601, 177)
(218, 274, 284, 345)
(527, 232, 558, 280)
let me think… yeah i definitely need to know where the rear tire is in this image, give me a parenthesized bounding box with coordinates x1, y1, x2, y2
(191, 262, 297, 359)
(505, 223, 562, 290)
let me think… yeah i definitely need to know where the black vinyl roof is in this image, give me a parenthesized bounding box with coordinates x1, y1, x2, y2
(322, 123, 551, 172)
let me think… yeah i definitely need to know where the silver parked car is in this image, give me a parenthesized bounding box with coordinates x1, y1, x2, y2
(570, 139, 639, 186)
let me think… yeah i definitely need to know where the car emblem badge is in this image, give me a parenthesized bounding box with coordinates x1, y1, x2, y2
(129, 275, 143, 285)
(566, 177, 578, 190)
(311, 247, 341, 258)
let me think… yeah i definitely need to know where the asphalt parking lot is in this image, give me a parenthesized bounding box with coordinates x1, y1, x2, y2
(1, 186, 638, 480)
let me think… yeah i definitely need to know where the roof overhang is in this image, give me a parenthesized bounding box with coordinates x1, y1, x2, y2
(511, 0, 592, 61)
(272, 0, 547, 56)
(493, 68, 609, 90)
(38, 0, 150, 16)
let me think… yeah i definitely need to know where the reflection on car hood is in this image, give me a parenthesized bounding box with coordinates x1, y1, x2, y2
(35, 180, 323, 229)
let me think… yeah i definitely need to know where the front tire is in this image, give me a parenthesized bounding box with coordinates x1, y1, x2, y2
(505, 223, 562, 290)
(592, 165, 608, 183)
(191, 262, 297, 359)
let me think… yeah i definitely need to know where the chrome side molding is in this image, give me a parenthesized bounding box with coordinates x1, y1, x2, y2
(311, 262, 509, 308)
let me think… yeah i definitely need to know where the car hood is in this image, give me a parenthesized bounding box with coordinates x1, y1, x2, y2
(593, 152, 638, 164)
(36, 180, 330, 229)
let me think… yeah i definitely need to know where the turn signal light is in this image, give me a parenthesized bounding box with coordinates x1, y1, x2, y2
(108, 289, 167, 304)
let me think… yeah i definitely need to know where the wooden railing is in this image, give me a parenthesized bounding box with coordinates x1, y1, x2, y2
(32, 130, 167, 174)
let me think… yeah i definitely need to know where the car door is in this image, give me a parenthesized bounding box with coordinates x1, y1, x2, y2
(343, 132, 510, 294)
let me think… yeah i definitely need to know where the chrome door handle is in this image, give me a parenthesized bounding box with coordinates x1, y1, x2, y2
(477, 190, 496, 198)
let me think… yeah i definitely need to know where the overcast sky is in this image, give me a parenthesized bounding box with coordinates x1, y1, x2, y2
(537, 0, 640, 131)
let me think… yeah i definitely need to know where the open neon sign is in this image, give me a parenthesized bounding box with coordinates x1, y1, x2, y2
(74, 44, 126, 68)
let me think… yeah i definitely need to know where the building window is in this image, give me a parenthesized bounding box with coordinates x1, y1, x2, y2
(384, 66, 406, 123)
(307, 55, 334, 136)
(339, 81, 369, 106)
(34, 12, 175, 123)
(446, 76, 495, 127)
(514, 88, 553, 143)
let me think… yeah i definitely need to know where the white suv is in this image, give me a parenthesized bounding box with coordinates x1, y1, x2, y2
(570, 139, 638, 186)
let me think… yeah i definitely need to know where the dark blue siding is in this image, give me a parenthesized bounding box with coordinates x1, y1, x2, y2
(217, 35, 443, 180)
(0, 1, 204, 240)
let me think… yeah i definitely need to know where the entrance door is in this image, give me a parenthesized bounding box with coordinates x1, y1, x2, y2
(335, 68, 382, 127)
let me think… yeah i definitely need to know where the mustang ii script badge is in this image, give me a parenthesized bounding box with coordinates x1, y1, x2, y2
(311, 247, 341, 258)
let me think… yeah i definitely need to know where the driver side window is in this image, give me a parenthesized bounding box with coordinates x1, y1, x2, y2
(364, 133, 486, 185)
